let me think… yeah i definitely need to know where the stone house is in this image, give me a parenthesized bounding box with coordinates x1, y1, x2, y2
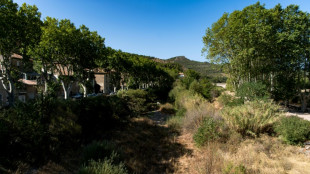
(0, 54, 39, 105)
(0, 54, 114, 104)
(93, 68, 112, 94)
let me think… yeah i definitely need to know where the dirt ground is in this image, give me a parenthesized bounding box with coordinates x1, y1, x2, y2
(286, 111, 310, 121)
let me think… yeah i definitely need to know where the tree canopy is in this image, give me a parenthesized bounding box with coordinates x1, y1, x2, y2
(203, 2, 310, 109)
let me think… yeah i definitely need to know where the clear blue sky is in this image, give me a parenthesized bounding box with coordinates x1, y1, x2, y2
(15, 0, 310, 62)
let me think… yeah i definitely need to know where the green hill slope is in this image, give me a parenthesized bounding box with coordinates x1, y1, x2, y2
(166, 56, 226, 81)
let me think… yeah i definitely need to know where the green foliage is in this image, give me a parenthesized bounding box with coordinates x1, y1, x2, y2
(75, 95, 130, 142)
(221, 100, 282, 137)
(0, 94, 133, 168)
(193, 117, 223, 147)
(117, 89, 149, 115)
(166, 107, 186, 130)
(223, 163, 247, 174)
(218, 94, 243, 107)
(0, 96, 81, 165)
(180, 69, 200, 89)
(209, 76, 227, 83)
(167, 56, 225, 79)
(236, 82, 270, 101)
(189, 78, 214, 101)
(82, 140, 119, 163)
(274, 116, 310, 145)
(0, 0, 42, 106)
(203, 2, 310, 102)
(106, 48, 176, 99)
(79, 153, 128, 174)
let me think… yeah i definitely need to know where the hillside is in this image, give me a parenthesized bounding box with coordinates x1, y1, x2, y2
(166, 56, 226, 82)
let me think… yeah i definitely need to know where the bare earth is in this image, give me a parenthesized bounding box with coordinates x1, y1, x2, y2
(286, 111, 310, 121)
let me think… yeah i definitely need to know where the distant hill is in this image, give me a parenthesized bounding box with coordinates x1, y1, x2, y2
(166, 56, 225, 79)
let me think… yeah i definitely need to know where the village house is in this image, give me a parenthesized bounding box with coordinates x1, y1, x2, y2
(0, 54, 114, 104)
(0, 54, 40, 105)
(93, 68, 112, 94)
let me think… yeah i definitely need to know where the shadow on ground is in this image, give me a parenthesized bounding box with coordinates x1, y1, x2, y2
(111, 114, 192, 174)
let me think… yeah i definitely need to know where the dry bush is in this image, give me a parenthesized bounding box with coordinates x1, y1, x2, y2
(170, 84, 221, 133)
(183, 101, 220, 133)
(175, 140, 224, 174)
(220, 135, 310, 174)
(159, 103, 176, 114)
(221, 100, 283, 137)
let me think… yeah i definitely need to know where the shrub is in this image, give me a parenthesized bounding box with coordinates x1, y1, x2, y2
(0, 94, 132, 170)
(218, 93, 243, 107)
(236, 82, 270, 101)
(117, 89, 148, 115)
(223, 163, 247, 174)
(159, 103, 175, 114)
(193, 117, 223, 146)
(189, 78, 215, 101)
(79, 152, 128, 174)
(221, 100, 282, 137)
(166, 108, 186, 130)
(76, 96, 123, 142)
(181, 69, 200, 89)
(0, 97, 82, 165)
(82, 140, 119, 163)
(274, 116, 310, 145)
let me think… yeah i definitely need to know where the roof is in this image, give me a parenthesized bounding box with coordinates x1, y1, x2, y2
(12, 54, 23, 59)
(93, 68, 109, 74)
(18, 79, 37, 85)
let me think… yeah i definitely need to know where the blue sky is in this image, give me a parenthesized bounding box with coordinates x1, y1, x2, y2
(15, 0, 310, 62)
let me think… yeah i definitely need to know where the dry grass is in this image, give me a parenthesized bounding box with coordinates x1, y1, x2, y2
(174, 132, 224, 174)
(110, 117, 192, 174)
(159, 103, 176, 115)
(174, 132, 310, 174)
(221, 135, 310, 174)
(221, 100, 283, 137)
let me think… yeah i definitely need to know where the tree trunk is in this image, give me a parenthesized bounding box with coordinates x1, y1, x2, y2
(61, 81, 68, 99)
(61, 80, 72, 100)
(82, 83, 87, 97)
(44, 81, 48, 93)
(300, 93, 308, 112)
(7, 80, 14, 106)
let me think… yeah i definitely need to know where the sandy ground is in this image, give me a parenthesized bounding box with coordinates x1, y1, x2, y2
(286, 111, 310, 121)
(216, 83, 226, 88)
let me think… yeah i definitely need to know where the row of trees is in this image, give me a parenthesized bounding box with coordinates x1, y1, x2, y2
(106, 47, 181, 90)
(0, 0, 180, 106)
(203, 2, 310, 111)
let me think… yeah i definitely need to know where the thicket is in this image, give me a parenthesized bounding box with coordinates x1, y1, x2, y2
(193, 117, 224, 146)
(80, 141, 128, 174)
(168, 79, 221, 132)
(79, 154, 128, 174)
(274, 116, 310, 145)
(236, 82, 270, 102)
(0, 88, 158, 172)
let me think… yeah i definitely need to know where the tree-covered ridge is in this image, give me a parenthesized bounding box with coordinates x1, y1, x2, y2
(166, 56, 226, 82)
(203, 2, 310, 110)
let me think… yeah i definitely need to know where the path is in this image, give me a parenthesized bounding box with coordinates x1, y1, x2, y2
(286, 111, 310, 121)
(110, 110, 192, 174)
(147, 110, 170, 125)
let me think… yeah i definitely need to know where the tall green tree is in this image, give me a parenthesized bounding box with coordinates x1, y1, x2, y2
(203, 2, 310, 109)
(75, 25, 105, 97)
(0, 0, 41, 106)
